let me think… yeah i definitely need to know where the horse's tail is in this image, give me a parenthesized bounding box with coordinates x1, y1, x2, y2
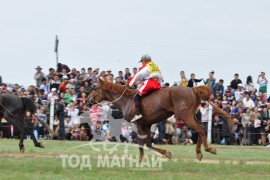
(21, 97, 36, 114)
(192, 86, 211, 102)
(209, 101, 234, 132)
(36, 117, 58, 137)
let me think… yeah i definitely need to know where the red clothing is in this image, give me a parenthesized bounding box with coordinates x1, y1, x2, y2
(128, 61, 163, 96)
(59, 82, 69, 93)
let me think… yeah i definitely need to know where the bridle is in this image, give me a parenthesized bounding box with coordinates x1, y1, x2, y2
(88, 87, 127, 105)
(88, 89, 104, 105)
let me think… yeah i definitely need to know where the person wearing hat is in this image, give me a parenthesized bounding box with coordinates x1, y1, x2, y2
(234, 83, 244, 101)
(126, 54, 163, 122)
(106, 69, 112, 75)
(59, 75, 69, 93)
(34, 66, 46, 87)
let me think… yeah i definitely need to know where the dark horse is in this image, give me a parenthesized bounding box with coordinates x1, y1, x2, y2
(0, 94, 53, 152)
(88, 77, 234, 161)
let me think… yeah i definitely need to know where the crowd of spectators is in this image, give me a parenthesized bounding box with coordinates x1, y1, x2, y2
(0, 63, 270, 146)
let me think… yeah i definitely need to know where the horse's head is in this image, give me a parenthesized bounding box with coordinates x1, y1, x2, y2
(87, 77, 106, 105)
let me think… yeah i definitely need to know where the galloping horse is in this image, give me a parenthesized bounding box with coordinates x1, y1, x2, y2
(0, 94, 54, 152)
(88, 77, 234, 161)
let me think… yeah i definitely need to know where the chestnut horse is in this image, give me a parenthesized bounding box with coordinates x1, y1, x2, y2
(88, 78, 234, 161)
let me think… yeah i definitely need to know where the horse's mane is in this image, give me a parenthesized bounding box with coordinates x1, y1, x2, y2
(102, 80, 136, 97)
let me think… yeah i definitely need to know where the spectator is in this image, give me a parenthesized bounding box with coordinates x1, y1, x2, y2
(234, 84, 244, 101)
(63, 89, 72, 104)
(165, 115, 176, 144)
(70, 123, 80, 140)
(57, 63, 70, 73)
(179, 124, 193, 145)
(212, 115, 221, 144)
(133, 67, 138, 76)
(49, 75, 61, 91)
(224, 90, 235, 103)
(230, 73, 242, 92)
(204, 71, 216, 88)
(79, 125, 88, 141)
(101, 120, 110, 142)
(47, 88, 59, 102)
(244, 76, 254, 92)
(87, 67, 92, 79)
(242, 107, 252, 145)
(250, 88, 258, 101)
(56, 102, 65, 140)
(37, 108, 47, 138)
(200, 103, 209, 128)
(90, 71, 98, 84)
(46, 68, 55, 80)
(211, 79, 224, 95)
(39, 78, 49, 93)
(66, 79, 76, 90)
(89, 102, 102, 131)
(178, 71, 188, 86)
(187, 73, 203, 87)
(59, 75, 69, 93)
(34, 66, 46, 87)
(67, 104, 80, 124)
(257, 72, 268, 103)
(243, 92, 255, 109)
(115, 77, 125, 85)
(124, 68, 131, 80)
(81, 68, 88, 81)
(64, 116, 73, 140)
(260, 107, 269, 145)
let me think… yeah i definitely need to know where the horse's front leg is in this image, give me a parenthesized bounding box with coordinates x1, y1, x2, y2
(144, 125, 172, 159)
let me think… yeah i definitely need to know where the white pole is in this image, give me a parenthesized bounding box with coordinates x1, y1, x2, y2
(11, 125, 14, 138)
(49, 98, 55, 138)
(207, 104, 213, 144)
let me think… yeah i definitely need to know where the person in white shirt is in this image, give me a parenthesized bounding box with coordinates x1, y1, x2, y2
(67, 104, 80, 124)
(200, 103, 209, 128)
(242, 92, 255, 109)
(234, 84, 244, 100)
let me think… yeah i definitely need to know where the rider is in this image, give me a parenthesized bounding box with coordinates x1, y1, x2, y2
(127, 54, 163, 122)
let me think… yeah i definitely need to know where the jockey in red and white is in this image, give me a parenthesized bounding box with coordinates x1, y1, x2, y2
(127, 54, 163, 122)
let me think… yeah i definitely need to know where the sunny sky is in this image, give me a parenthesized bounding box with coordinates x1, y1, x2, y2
(0, 0, 270, 91)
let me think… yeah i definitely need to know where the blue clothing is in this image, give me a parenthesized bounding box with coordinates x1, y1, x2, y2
(211, 83, 224, 95)
(37, 113, 47, 127)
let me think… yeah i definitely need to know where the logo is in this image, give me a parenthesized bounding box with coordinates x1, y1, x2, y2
(60, 142, 163, 171)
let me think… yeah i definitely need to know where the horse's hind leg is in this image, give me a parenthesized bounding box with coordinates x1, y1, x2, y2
(196, 136, 203, 161)
(144, 125, 172, 159)
(19, 132, 25, 153)
(182, 117, 216, 160)
(29, 130, 44, 148)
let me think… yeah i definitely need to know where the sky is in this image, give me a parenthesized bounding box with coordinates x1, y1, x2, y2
(0, 0, 270, 91)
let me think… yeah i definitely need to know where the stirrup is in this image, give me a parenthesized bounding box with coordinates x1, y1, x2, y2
(131, 114, 142, 122)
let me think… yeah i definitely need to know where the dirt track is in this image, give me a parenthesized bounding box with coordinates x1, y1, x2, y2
(1, 152, 270, 165)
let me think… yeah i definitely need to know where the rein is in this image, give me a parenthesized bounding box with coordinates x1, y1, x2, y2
(0, 99, 28, 129)
(89, 87, 127, 104)
(0, 102, 16, 118)
(111, 87, 127, 103)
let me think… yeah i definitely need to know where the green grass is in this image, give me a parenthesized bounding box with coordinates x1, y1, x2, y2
(0, 139, 270, 180)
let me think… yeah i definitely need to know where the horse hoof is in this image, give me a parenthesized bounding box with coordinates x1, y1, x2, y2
(40, 143, 45, 148)
(206, 147, 217, 154)
(165, 151, 172, 159)
(196, 153, 203, 161)
(211, 148, 217, 154)
(20, 147, 25, 153)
